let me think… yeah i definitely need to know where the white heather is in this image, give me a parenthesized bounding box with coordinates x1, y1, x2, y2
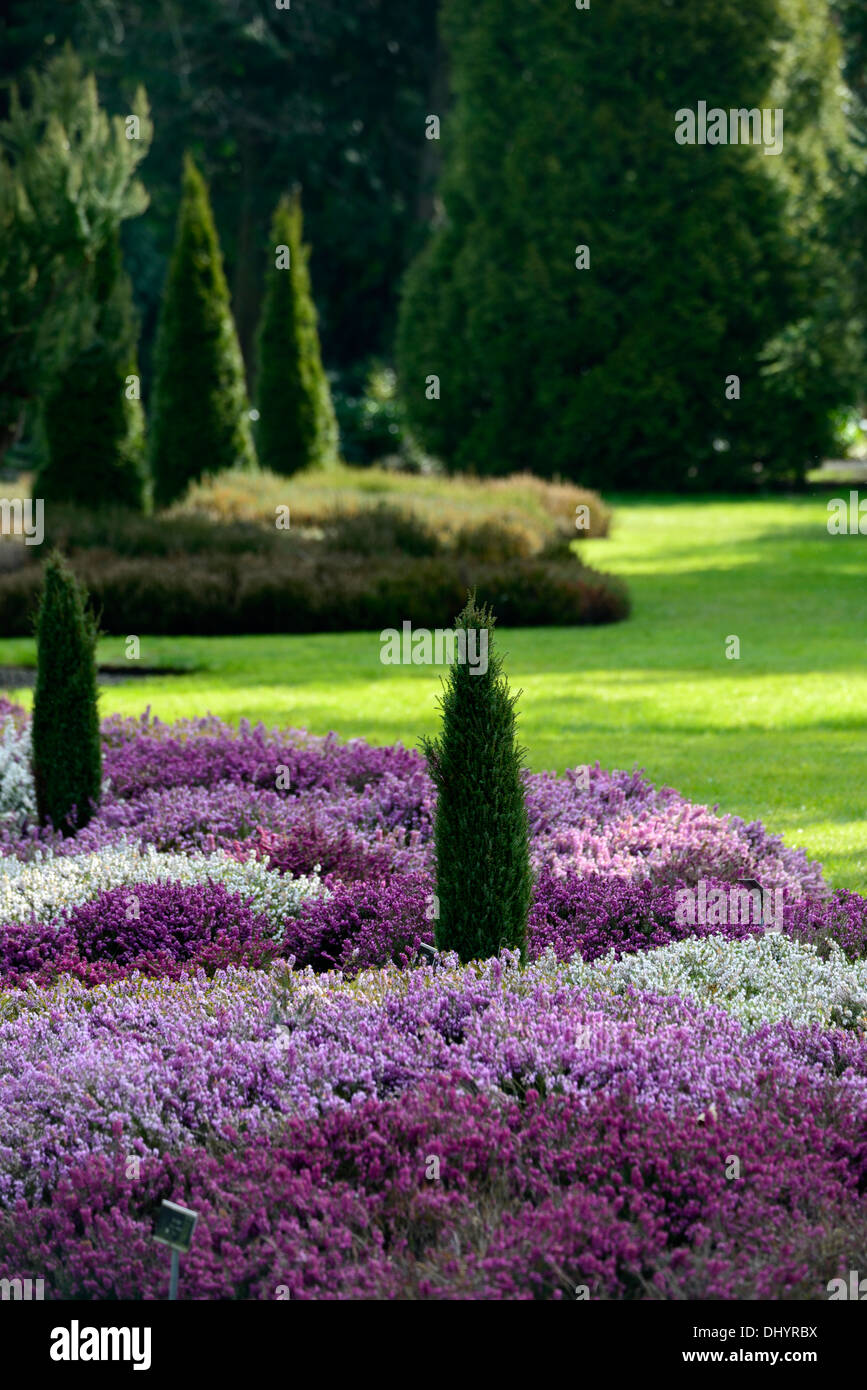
(0, 843, 325, 936)
(0, 721, 36, 828)
(553, 932, 867, 1033)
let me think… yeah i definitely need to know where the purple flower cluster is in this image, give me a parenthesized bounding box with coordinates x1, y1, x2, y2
(2, 1079, 864, 1300)
(0, 883, 277, 987)
(231, 822, 403, 884)
(0, 865, 768, 986)
(0, 706, 863, 1301)
(281, 874, 431, 972)
(281, 869, 769, 976)
(786, 888, 867, 961)
(0, 712, 827, 903)
(527, 869, 763, 962)
(2, 958, 866, 1208)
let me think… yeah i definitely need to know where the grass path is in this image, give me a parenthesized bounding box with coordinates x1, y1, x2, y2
(1, 493, 865, 888)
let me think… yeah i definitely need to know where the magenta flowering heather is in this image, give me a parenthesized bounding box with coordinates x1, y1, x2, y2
(786, 888, 867, 961)
(0, 702, 862, 1303)
(527, 869, 763, 963)
(0, 707, 830, 907)
(230, 822, 402, 884)
(0, 882, 277, 987)
(2, 958, 867, 1204)
(1, 1080, 865, 1301)
(526, 763, 826, 897)
(281, 873, 432, 971)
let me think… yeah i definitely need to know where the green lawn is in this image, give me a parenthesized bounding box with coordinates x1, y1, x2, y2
(2, 492, 865, 890)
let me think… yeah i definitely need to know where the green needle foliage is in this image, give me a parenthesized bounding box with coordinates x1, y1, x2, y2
(37, 229, 148, 510)
(0, 44, 151, 467)
(421, 593, 532, 962)
(150, 154, 256, 508)
(32, 552, 102, 835)
(255, 191, 338, 474)
(397, 0, 853, 489)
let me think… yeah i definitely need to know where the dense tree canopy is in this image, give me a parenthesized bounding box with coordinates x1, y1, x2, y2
(0, 0, 442, 382)
(397, 0, 856, 488)
(1, 2, 867, 487)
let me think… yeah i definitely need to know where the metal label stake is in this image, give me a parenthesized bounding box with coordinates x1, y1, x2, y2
(153, 1200, 198, 1301)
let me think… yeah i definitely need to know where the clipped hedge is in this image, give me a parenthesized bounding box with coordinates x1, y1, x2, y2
(25, 498, 598, 562)
(0, 553, 628, 636)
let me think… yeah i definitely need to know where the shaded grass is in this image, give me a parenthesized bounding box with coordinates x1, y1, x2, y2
(1, 492, 864, 890)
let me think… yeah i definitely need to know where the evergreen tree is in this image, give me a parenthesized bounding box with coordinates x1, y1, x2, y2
(255, 191, 338, 474)
(421, 594, 532, 963)
(36, 230, 148, 509)
(0, 44, 150, 467)
(150, 154, 256, 508)
(831, 0, 867, 406)
(397, 0, 854, 489)
(32, 552, 102, 836)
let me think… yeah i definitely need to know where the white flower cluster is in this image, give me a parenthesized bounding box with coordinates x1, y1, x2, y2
(0, 720, 36, 829)
(0, 843, 326, 936)
(557, 932, 867, 1033)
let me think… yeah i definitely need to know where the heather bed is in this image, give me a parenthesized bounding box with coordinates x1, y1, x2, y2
(0, 704, 865, 1300)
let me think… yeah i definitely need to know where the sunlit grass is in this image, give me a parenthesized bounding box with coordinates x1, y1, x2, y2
(2, 492, 865, 889)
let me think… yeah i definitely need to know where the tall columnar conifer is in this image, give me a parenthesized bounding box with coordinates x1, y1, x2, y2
(397, 0, 853, 489)
(255, 192, 338, 474)
(150, 154, 256, 508)
(32, 552, 102, 835)
(37, 229, 148, 510)
(421, 594, 532, 963)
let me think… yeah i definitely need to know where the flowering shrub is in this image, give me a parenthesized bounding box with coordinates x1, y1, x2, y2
(527, 869, 762, 963)
(786, 888, 867, 961)
(558, 933, 867, 1033)
(0, 704, 863, 1300)
(2, 882, 278, 987)
(0, 719, 35, 830)
(0, 843, 323, 934)
(0, 713, 826, 904)
(281, 874, 431, 972)
(2, 1081, 866, 1300)
(233, 822, 399, 884)
(2, 952, 867, 1206)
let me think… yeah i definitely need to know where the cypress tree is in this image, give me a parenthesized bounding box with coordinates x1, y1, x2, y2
(397, 0, 853, 489)
(150, 154, 256, 508)
(37, 230, 148, 510)
(255, 192, 338, 474)
(421, 594, 532, 963)
(32, 552, 102, 835)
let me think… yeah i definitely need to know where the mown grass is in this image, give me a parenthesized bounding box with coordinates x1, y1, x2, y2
(1, 491, 864, 890)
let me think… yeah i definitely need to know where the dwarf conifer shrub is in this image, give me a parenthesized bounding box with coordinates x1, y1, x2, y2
(255, 192, 338, 475)
(150, 155, 256, 508)
(32, 552, 101, 834)
(421, 594, 532, 961)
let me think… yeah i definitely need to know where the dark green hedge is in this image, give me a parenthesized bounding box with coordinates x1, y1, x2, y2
(0, 553, 628, 637)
